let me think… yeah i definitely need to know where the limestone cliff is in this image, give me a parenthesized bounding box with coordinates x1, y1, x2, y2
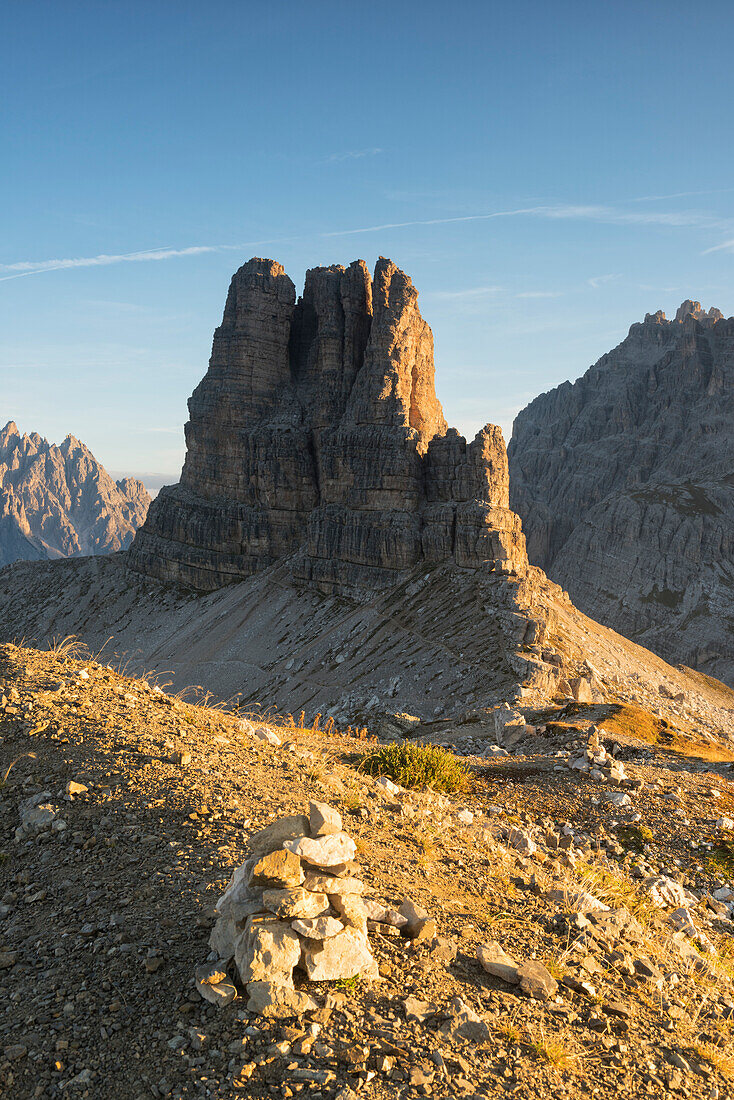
(129, 257, 526, 594)
(5, 277, 731, 724)
(0, 423, 151, 568)
(508, 301, 734, 684)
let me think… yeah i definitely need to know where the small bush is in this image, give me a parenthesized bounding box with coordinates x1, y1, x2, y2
(360, 741, 469, 793)
(617, 824, 653, 853)
(707, 840, 734, 878)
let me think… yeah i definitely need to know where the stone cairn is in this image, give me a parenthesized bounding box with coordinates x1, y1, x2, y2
(196, 802, 379, 1014)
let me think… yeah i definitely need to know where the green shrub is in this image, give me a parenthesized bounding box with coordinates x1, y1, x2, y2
(708, 840, 734, 877)
(617, 824, 653, 853)
(360, 741, 469, 794)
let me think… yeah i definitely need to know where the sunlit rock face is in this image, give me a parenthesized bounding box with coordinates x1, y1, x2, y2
(0, 422, 150, 568)
(508, 301, 734, 684)
(129, 256, 527, 594)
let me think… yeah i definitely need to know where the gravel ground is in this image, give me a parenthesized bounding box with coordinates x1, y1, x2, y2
(1, 644, 733, 1100)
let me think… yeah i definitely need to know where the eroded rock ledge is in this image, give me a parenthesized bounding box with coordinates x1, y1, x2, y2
(128, 257, 526, 594)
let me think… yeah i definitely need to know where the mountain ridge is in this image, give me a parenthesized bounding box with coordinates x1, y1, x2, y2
(0, 421, 151, 568)
(508, 300, 734, 684)
(1, 265, 733, 740)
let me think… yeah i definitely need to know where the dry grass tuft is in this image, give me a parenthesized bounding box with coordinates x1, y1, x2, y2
(601, 702, 734, 762)
(0, 752, 36, 793)
(47, 635, 89, 660)
(359, 741, 469, 793)
(573, 860, 657, 925)
(690, 1039, 734, 1078)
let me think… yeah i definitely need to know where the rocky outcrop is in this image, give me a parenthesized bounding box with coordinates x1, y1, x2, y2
(0, 423, 151, 568)
(508, 301, 734, 684)
(129, 257, 526, 594)
(6, 283, 734, 724)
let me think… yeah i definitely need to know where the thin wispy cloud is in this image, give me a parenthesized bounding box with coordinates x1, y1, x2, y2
(588, 273, 622, 288)
(2, 199, 730, 286)
(0, 245, 217, 282)
(702, 238, 734, 254)
(323, 202, 732, 237)
(535, 204, 724, 229)
(632, 187, 734, 203)
(326, 147, 383, 162)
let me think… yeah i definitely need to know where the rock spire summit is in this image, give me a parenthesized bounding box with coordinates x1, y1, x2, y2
(129, 257, 526, 592)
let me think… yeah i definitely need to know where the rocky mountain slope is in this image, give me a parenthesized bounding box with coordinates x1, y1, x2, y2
(508, 301, 734, 686)
(0, 422, 151, 567)
(1, 266, 733, 741)
(1, 642, 733, 1099)
(2, 266, 734, 1099)
(2, 549, 734, 747)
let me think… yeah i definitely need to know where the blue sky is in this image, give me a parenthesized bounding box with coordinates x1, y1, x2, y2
(2, 0, 733, 488)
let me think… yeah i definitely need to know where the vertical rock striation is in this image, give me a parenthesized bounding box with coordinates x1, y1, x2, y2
(508, 301, 734, 683)
(129, 256, 527, 593)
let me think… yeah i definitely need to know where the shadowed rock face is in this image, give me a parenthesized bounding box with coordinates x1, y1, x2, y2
(0, 423, 151, 568)
(129, 257, 526, 593)
(508, 301, 734, 684)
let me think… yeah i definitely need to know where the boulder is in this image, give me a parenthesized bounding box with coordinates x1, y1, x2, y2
(309, 801, 343, 836)
(302, 872, 366, 896)
(251, 849, 305, 888)
(291, 916, 345, 940)
(235, 916, 302, 985)
(284, 832, 356, 869)
(195, 961, 237, 1007)
(476, 941, 520, 984)
(398, 898, 429, 936)
(332, 894, 368, 931)
(262, 888, 330, 920)
(248, 815, 310, 855)
(517, 960, 558, 1000)
(300, 927, 379, 981)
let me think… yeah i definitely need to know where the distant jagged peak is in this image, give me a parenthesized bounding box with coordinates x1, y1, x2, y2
(0, 422, 151, 566)
(0, 421, 19, 444)
(638, 301, 726, 333)
(58, 433, 88, 457)
(674, 299, 724, 323)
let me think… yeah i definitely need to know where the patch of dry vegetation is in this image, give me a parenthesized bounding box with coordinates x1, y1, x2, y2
(359, 741, 470, 793)
(601, 702, 734, 763)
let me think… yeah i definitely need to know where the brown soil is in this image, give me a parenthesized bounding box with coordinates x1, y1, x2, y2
(1, 644, 733, 1100)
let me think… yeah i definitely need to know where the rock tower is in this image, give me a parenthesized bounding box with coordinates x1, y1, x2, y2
(129, 257, 527, 594)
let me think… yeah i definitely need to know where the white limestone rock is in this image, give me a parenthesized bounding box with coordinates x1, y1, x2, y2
(302, 872, 366, 896)
(300, 927, 379, 981)
(291, 916, 345, 940)
(235, 915, 301, 986)
(284, 832, 356, 869)
(249, 815, 310, 855)
(308, 801, 342, 836)
(262, 887, 330, 920)
(476, 941, 519, 984)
